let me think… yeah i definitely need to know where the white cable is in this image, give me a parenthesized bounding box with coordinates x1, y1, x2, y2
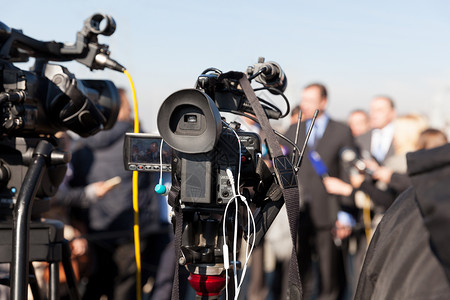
(226, 169, 256, 296)
(221, 121, 241, 299)
(222, 121, 242, 297)
(159, 139, 164, 180)
(236, 198, 256, 296)
(223, 169, 239, 300)
(224, 173, 256, 300)
(233, 187, 239, 296)
(221, 121, 257, 300)
(225, 168, 239, 297)
(223, 243, 230, 300)
(223, 195, 236, 300)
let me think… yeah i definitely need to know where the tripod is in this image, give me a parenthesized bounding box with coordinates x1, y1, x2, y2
(0, 139, 80, 300)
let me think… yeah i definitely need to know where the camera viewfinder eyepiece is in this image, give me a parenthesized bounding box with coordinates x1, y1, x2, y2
(157, 89, 222, 154)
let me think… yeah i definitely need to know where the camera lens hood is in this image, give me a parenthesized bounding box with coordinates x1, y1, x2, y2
(157, 89, 222, 154)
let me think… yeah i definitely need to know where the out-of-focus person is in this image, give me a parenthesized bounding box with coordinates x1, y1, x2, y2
(69, 88, 172, 300)
(285, 82, 355, 300)
(324, 117, 439, 198)
(347, 109, 370, 137)
(325, 114, 429, 211)
(370, 114, 428, 194)
(351, 96, 397, 227)
(350, 96, 397, 228)
(416, 128, 448, 150)
(324, 113, 427, 300)
(356, 96, 396, 164)
(41, 131, 119, 298)
(354, 137, 450, 299)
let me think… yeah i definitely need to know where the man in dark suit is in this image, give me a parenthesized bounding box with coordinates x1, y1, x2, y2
(287, 83, 355, 300)
(356, 96, 396, 164)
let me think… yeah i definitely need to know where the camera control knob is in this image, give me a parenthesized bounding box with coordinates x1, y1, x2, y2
(50, 150, 72, 164)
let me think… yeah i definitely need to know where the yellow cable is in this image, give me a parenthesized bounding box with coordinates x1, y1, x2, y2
(363, 193, 372, 244)
(124, 69, 142, 300)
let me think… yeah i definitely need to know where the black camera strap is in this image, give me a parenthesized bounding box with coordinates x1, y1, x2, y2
(167, 182, 183, 300)
(239, 74, 302, 300)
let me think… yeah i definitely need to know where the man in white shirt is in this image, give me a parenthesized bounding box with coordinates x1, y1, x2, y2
(357, 96, 396, 164)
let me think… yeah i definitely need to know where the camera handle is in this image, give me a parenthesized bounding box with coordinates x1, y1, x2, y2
(10, 140, 70, 300)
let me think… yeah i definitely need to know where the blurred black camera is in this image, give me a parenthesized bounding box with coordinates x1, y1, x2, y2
(0, 13, 122, 216)
(0, 14, 123, 298)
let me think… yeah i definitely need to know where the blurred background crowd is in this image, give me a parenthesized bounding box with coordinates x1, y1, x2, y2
(1, 81, 447, 300)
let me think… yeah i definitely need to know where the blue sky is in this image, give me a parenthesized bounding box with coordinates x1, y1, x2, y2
(3, 1, 450, 132)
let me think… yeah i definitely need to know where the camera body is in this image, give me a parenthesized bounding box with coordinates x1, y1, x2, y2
(171, 125, 261, 268)
(124, 59, 292, 298)
(173, 127, 260, 205)
(123, 88, 262, 267)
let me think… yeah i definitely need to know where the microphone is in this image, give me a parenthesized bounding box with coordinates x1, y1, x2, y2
(340, 147, 373, 175)
(308, 150, 329, 178)
(248, 57, 287, 94)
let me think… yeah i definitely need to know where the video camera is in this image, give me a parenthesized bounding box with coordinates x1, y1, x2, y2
(0, 13, 122, 216)
(0, 13, 123, 299)
(124, 58, 301, 298)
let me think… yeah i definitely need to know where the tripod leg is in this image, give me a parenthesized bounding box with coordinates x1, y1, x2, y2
(29, 262, 42, 300)
(61, 240, 81, 300)
(11, 141, 53, 300)
(49, 262, 59, 300)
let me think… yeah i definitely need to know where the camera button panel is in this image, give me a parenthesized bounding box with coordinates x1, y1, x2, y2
(126, 163, 171, 172)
